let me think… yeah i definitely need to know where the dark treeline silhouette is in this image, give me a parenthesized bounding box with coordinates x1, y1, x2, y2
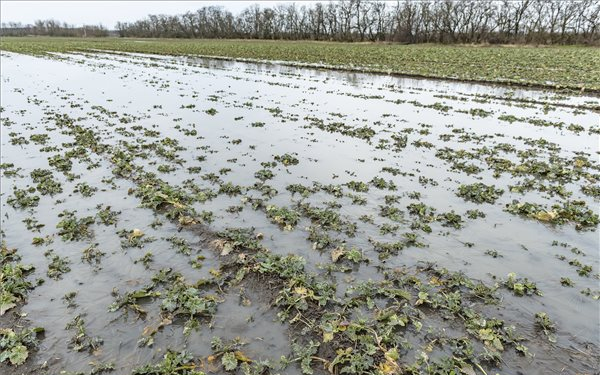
(114, 0, 600, 44)
(2, 1, 599, 44)
(0, 20, 109, 37)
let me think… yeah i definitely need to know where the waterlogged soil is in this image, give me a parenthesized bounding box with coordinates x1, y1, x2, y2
(1, 51, 598, 375)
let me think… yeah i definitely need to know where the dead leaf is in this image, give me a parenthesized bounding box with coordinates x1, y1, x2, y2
(129, 228, 144, 240)
(331, 247, 345, 262)
(178, 216, 197, 225)
(234, 351, 252, 363)
(534, 210, 558, 221)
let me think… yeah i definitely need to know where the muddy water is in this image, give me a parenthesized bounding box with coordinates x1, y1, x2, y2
(1, 51, 598, 374)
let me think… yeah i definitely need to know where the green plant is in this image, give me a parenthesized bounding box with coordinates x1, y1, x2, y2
(65, 314, 103, 353)
(274, 153, 299, 166)
(266, 205, 300, 230)
(132, 350, 204, 375)
(503, 273, 542, 297)
(0, 327, 44, 366)
(1, 244, 35, 315)
(535, 312, 556, 342)
(457, 183, 504, 204)
(56, 210, 95, 241)
(7, 187, 39, 209)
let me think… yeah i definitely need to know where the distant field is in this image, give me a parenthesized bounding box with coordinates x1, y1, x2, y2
(1, 36, 599, 92)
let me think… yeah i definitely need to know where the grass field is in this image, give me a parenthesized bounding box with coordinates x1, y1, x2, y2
(1, 36, 599, 92)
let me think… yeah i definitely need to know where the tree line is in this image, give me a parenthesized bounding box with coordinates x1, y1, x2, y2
(2, 1, 599, 44)
(117, 0, 600, 44)
(0, 20, 109, 37)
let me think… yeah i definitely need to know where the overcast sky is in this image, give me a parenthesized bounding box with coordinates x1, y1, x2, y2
(1, 1, 321, 29)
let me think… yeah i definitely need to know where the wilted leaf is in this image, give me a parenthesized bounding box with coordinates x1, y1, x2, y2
(234, 350, 251, 363)
(331, 247, 345, 262)
(0, 300, 16, 316)
(534, 210, 558, 222)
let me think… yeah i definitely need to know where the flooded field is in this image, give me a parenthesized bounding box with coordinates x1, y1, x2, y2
(1, 51, 598, 375)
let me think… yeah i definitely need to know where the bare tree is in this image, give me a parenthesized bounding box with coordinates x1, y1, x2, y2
(4, 1, 598, 44)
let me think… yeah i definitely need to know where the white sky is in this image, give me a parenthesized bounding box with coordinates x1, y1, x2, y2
(1, 1, 321, 28)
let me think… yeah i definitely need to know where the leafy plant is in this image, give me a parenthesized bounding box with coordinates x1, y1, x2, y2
(56, 210, 95, 241)
(1, 244, 35, 316)
(503, 273, 542, 296)
(160, 276, 219, 334)
(132, 350, 203, 375)
(291, 340, 320, 375)
(31, 168, 63, 195)
(457, 183, 504, 204)
(45, 250, 71, 280)
(74, 182, 98, 197)
(65, 314, 103, 353)
(96, 205, 120, 225)
(109, 287, 161, 317)
(81, 243, 105, 266)
(266, 205, 300, 230)
(535, 312, 556, 342)
(213, 228, 264, 255)
(505, 200, 599, 230)
(118, 228, 155, 249)
(0, 327, 44, 366)
(274, 153, 299, 166)
(7, 187, 39, 209)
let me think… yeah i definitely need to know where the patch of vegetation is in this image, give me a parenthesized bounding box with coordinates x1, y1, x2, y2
(0, 244, 36, 315)
(81, 244, 105, 266)
(535, 312, 556, 343)
(96, 205, 120, 226)
(31, 168, 63, 195)
(265, 205, 301, 231)
(7, 187, 40, 209)
(74, 182, 98, 197)
(502, 273, 542, 297)
(457, 183, 504, 204)
(65, 314, 103, 353)
(56, 210, 95, 241)
(0, 327, 44, 366)
(45, 250, 71, 280)
(274, 153, 299, 166)
(132, 350, 202, 375)
(505, 200, 599, 230)
(254, 169, 274, 181)
(118, 228, 155, 249)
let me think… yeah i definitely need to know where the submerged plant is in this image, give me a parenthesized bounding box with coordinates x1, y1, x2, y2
(74, 182, 98, 197)
(503, 273, 542, 297)
(65, 314, 103, 353)
(535, 312, 557, 343)
(132, 350, 203, 375)
(118, 228, 155, 249)
(274, 153, 299, 166)
(505, 200, 599, 230)
(160, 277, 219, 335)
(45, 250, 71, 280)
(56, 210, 95, 241)
(7, 187, 39, 209)
(266, 205, 300, 230)
(96, 205, 120, 226)
(109, 288, 161, 317)
(457, 183, 504, 204)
